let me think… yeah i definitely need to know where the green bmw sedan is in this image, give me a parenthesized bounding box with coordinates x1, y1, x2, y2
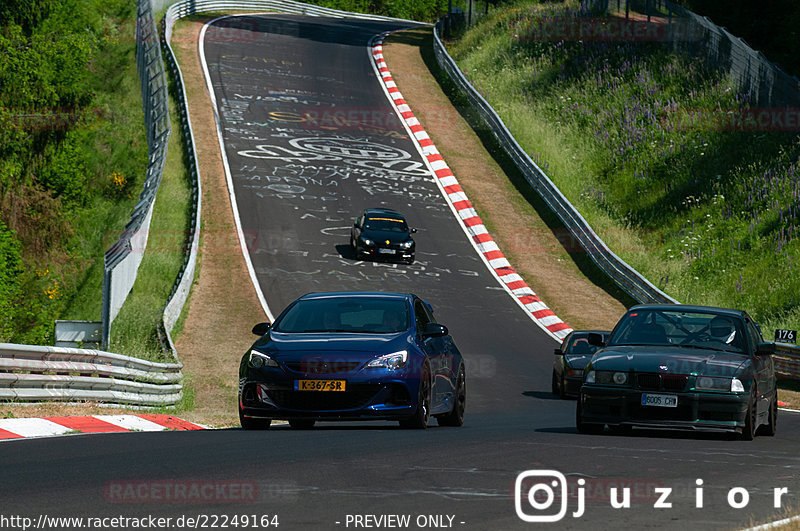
(577, 304, 777, 440)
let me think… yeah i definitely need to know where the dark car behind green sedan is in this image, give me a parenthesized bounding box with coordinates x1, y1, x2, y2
(577, 304, 777, 440)
(552, 330, 609, 398)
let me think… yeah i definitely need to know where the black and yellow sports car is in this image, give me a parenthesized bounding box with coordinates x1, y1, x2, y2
(577, 304, 777, 440)
(350, 208, 416, 264)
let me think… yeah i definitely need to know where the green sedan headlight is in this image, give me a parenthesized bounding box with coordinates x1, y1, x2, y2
(731, 378, 745, 393)
(585, 370, 596, 383)
(590, 370, 629, 385)
(612, 372, 628, 385)
(361, 237, 374, 246)
(400, 240, 413, 249)
(695, 376, 731, 391)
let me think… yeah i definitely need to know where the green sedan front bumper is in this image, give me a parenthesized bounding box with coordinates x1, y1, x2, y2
(580, 385, 749, 432)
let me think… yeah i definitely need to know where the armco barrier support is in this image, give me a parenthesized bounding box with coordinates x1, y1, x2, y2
(0, 343, 183, 406)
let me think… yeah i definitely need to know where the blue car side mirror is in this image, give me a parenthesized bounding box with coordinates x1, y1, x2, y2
(422, 323, 447, 339)
(252, 322, 271, 336)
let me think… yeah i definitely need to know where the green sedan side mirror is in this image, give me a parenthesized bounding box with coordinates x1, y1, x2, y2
(554, 348, 562, 356)
(587, 332, 605, 347)
(756, 342, 776, 356)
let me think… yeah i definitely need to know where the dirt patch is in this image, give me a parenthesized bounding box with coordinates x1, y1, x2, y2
(382, 28, 629, 331)
(778, 381, 800, 410)
(169, 17, 268, 428)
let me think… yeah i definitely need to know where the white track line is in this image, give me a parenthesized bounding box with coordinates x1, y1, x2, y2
(744, 514, 800, 531)
(199, 15, 275, 322)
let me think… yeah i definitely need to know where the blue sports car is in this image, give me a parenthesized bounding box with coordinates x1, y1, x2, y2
(238, 292, 466, 430)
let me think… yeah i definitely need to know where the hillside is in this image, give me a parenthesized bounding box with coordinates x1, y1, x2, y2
(0, 0, 148, 343)
(447, 0, 800, 333)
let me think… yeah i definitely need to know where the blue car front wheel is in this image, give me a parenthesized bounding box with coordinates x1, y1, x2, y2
(400, 364, 431, 429)
(436, 364, 465, 427)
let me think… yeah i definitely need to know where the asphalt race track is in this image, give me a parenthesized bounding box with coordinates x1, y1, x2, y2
(2, 15, 800, 530)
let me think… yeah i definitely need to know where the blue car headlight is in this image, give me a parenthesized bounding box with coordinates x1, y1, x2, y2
(399, 240, 413, 249)
(249, 350, 279, 369)
(361, 237, 374, 246)
(366, 350, 408, 370)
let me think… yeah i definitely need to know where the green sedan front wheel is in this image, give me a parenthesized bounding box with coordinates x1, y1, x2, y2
(576, 397, 603, 435)
(740, 390, 756, 441)
(758, 394, 777, 437)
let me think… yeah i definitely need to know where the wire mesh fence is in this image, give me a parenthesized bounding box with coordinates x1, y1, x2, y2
(101, 0, 172, 349)
(590, 0, 799, 108)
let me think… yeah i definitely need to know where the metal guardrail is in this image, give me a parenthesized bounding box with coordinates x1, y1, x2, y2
(0, 343, 183, 406)
(161, 5, 203, 357)
(775, 343, 800, 381)
(432, 20, 676, 305)
(101, 0, 172, 349)
(164, 0, 422, 25)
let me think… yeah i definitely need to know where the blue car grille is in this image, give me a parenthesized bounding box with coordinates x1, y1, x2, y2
(266, 384, 382, 411)
(284, 361, 362, 374)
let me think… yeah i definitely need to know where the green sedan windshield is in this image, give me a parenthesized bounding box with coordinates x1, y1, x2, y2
(608, 310, 747, 353)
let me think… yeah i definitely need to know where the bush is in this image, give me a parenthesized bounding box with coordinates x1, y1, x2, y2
(37, 131, 90, 205)
(0, 221, 22, 341)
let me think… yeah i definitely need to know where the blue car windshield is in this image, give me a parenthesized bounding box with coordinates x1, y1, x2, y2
(608, 310, 747, 353)
(273, 298, 410, 334)
(363, 217, 408, 233)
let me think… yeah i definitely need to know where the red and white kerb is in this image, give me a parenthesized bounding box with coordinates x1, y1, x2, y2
(370, 33, 572, 341)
